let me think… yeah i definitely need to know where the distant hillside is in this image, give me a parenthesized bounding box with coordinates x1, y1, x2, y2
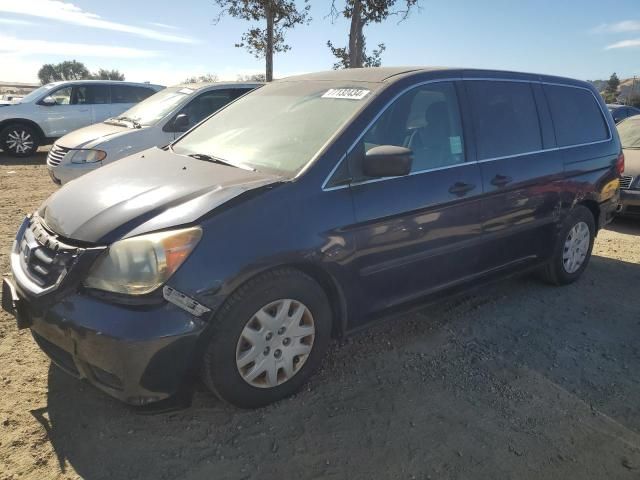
(588, 76, 639, 102)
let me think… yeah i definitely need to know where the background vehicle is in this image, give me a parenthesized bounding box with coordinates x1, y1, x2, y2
(617, 116, 640, 216)
(2, 68, 621, 409)
(608, 104, 640, 124)
(47, 82, 261, 184)
(0, 80, 164, 157)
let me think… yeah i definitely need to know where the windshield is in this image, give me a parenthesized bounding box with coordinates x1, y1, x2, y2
(619, 118, 640, 148)
(172, 81, 378, 174)
(20, 84, 55, 103)
(110, 87, 193, 126)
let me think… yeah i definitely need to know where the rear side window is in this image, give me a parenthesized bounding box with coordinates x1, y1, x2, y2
(543, 84, 609, 146)
(75, 85, 110, 104)
(111, 85, 155, 104)
(467, 81, 542, 160)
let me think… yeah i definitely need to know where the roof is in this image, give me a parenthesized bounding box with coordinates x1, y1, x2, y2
(278, 67, 591, 89)
(171, 81, 264, 90)
(279, 67, 440, 83)
(45, 80, 164, 88)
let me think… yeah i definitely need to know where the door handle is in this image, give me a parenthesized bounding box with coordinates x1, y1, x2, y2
(490, 174, 513, 187)
(448, 182, 476, 196)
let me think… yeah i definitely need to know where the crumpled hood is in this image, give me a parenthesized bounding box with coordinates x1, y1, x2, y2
(56, 122, 134, 149)
(623, 148, 640, 177)
(39, 147, 281, 243)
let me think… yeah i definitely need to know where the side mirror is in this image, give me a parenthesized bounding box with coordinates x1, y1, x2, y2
(362, 145, 413, 178)
(172, 113, 190, 132)
(40, 96, 56, 106)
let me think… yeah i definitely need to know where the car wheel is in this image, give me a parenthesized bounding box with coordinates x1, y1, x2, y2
(202, 268, 332, 408)
(540, 205, 596, 285)
(0, 124, 40, 157)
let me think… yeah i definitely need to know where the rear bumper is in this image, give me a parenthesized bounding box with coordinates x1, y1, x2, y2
(3, 277, 208, 405)
(618, 189, 640, 217)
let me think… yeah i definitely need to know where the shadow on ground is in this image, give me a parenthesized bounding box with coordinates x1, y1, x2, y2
(606, 216, 640, 235)
(32, 254, 640, 480)
(0, 148, 48, 166)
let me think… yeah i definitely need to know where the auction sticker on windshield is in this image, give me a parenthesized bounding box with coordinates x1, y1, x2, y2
(322, 88, 370, 100)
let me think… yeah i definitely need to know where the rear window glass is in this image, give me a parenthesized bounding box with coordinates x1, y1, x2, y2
(543, 85, 609, 147)
(467, 81, 542, 160)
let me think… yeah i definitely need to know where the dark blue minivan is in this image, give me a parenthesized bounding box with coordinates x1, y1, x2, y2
(2, 68, 623, 408)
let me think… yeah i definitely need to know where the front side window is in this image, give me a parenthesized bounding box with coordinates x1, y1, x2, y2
(467, 81, 542, 160)
(544, 84, 609, 146)
(172, 81, 378, 174)
(350, 81, 465, 179)
(50, 86, 72, 105)
(177, 90, 236, 129)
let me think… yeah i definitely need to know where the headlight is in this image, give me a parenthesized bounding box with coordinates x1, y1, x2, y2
(70, 149, 107, 164)
(84, 227, 202, 295)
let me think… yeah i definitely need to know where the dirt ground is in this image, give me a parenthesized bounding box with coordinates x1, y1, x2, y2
(1, 151, 640, 480)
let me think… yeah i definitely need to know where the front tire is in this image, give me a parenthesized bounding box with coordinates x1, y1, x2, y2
(540, 205, 596, 285)
(202, 268, 332, 408)
(0, 123, 40, 157)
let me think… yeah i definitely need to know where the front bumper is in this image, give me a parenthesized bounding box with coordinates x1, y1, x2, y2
(47, 161, 101, 185)
(618, 189, 640, 217)
(3, 276, 207, 405)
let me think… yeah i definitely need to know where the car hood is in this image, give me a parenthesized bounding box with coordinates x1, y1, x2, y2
(38, 147, 282, 243)
(623, 148, 640, 177)
(56, 122, 135, 149)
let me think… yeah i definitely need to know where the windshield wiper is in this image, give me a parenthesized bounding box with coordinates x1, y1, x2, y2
(115, 116, 142, 129)
(187, 153, 255, 171)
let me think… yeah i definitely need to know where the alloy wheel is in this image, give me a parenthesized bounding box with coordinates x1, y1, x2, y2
(6, 129, 35, 155)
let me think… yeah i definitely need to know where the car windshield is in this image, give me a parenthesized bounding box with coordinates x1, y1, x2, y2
(20, 84, 55, 103)
(618, 118, 640, 148)
(172, 81, 378, 174)
(109, 87, 193, 126)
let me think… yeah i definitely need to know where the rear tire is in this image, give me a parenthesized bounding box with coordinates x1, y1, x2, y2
(0, 123, 40, 157)
(539, 205, 596, 285)
(201, 268, 332, 408)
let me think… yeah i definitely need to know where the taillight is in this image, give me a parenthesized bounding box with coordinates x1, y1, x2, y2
(616, 151, 625, 175)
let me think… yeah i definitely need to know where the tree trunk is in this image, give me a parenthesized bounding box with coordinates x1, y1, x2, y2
(265, 1, 274, 82)
(348, 0, 363, 68)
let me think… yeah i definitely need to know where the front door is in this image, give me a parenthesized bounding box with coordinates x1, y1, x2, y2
(347, 81, 485, 316)
(39, 85, 91, 137)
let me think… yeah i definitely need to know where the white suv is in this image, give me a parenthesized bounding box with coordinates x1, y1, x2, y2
(0, 80, 164, 157)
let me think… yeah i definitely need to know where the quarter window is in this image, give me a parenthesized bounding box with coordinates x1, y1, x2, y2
(467, 81, 542, 160)
(352, 81, 465, 178)
(543, 84, 609, 146)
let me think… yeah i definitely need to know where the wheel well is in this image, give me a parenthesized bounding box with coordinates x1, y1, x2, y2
(0, 119, 45, 143)
(286, 263, 347, 338)
(577, 199, 600, 231)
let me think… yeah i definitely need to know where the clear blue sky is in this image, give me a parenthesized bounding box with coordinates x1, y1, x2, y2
(1, 0, 639, 85)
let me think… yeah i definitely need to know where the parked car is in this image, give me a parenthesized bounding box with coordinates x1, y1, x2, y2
(608, 104, 640, 124)
(616, 116, 640, 216)
(2, 67, 622, 408)
(46, 82, 261, 185)
(0, 80, 164, 157)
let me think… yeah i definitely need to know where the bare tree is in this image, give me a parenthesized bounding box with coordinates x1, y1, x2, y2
(214, 0, 310, 81)
(327, 0, 420, 69)
(183, 73, 220, 83)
